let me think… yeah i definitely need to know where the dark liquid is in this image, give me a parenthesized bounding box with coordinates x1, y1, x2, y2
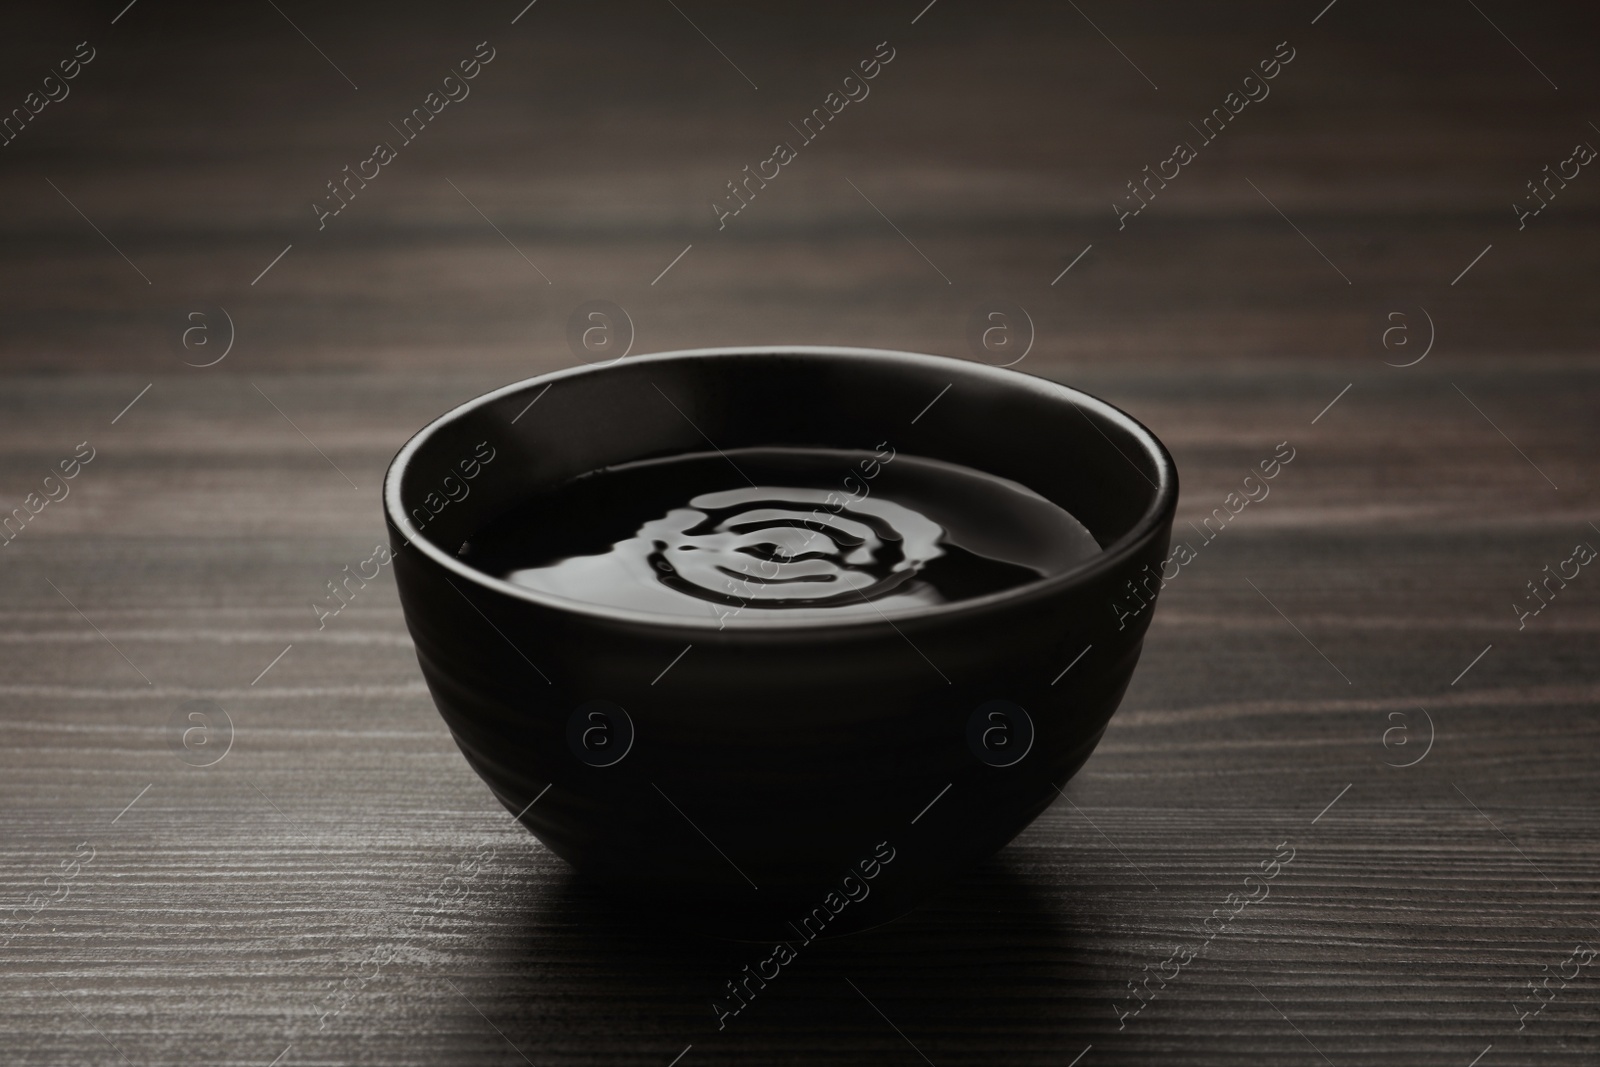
(461, 447, 1101, 622)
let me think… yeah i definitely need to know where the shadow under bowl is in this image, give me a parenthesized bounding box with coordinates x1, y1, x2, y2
(383, 346, 1177, 939)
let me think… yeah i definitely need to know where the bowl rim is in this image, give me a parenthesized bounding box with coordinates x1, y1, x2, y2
(382, 345, 1177, 633)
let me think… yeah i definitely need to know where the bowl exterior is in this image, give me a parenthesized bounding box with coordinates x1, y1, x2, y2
(388, 509, 1170, 938)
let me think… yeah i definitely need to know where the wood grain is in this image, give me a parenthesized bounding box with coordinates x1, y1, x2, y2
(1, 1, 1597, 1064)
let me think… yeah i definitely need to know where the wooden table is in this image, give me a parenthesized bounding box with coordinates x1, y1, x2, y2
(2, 1, 1596, 1063)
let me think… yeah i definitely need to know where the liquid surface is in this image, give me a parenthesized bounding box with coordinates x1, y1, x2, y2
(461, 447, 1102, 622)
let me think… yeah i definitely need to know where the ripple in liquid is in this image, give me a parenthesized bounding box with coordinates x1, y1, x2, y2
(461, 448, 1101, 622)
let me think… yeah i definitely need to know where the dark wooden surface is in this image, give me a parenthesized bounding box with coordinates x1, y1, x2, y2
(2, 1, 1598, 1064)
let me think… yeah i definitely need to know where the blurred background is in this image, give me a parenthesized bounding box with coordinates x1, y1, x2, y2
(2, 1, 1597, 1065)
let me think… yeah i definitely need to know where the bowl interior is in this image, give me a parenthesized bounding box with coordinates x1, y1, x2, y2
(385, 346, 1174, 624)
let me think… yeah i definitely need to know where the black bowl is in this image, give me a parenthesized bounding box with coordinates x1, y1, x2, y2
(383, 346, 1177, 939)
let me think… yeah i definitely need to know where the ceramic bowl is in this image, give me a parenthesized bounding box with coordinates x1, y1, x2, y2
(383, 346, 1177, 938)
